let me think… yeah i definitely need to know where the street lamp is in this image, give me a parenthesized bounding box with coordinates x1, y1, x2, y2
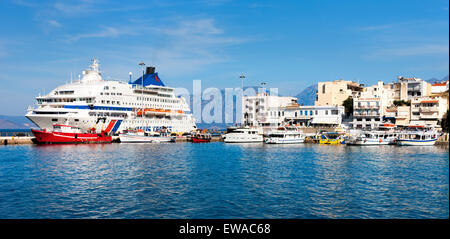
(240, 74, 245, 90)
(129, 72, 132, 83)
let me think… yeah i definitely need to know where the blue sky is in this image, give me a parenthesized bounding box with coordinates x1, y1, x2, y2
(0, 0, 448, 115)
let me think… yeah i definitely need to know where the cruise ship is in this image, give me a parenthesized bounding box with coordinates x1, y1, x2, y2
(26, 59, 196, 134)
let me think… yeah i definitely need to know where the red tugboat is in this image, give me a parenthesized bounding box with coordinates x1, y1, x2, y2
(31, 124, 112, 144)
(191, 130, 212, 143)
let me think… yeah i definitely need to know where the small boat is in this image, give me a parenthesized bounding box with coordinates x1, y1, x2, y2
(347, 125, 398, 145)
(191, 130, 212, 143)
(119, 130, 176, 143)
(223, 127, 263, 143)
(396, 125, 440, 146)
(264, 126, 304, 144)
(319, 132, 346, 144)
(347, 131, 397, 145)
(31, 124, 112, 144)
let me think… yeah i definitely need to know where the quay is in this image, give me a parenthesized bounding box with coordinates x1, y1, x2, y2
(1, 129, 448, 145)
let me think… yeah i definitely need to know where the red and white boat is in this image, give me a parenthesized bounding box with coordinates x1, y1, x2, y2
(31, 124, 112, 144)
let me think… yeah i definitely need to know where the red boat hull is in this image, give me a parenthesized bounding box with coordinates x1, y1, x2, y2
(191, 137, 211, 143)
(31, 129, 112, 144)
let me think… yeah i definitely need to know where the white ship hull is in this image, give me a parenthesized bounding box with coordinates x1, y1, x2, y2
(396, 139, 437, 146)
(119, 134, 175, 143)
(348, 138, 394, 145)
(223, 128, 264, 143)
(26, 110, 194, 134)
(223, 135, 263, 143)
(264, 138, 304, 144)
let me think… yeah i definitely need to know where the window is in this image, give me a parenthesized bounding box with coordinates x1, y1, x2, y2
(322, 84, 326, 94)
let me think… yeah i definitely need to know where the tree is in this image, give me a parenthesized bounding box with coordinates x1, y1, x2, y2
(393, 100, 410, 106)
(441, 110, 449, 132)
(342, 97, 353, 117)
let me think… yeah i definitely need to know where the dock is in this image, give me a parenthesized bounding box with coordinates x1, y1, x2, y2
(1, 136, 34, 145)
(1, 132, 447, 145)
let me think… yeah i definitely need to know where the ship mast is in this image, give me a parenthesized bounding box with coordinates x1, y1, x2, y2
(139, 61, 145, 120)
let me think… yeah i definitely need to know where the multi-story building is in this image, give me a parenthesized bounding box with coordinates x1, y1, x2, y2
(410, 96, 448, 126)
(352, 81, 395, 129)
(384, 106, 411, 126)
(242, 92, 297, 127)
(396, 76, 431, 100)
(315, 79, 363, 106)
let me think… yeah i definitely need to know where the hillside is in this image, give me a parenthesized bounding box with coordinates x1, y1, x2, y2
(0, 115, 33, 129)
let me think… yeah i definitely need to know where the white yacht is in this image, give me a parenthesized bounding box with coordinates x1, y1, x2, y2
(264, 126, 305, 144)
(223, 127, 263, 143)
(119, 130, 176, 143)
(26, 59, 196, 134)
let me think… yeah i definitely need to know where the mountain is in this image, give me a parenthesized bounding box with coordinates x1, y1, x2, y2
(426, 75, 449, 84)
(294, 84, 317, 106)
(0, 115, 33, 129)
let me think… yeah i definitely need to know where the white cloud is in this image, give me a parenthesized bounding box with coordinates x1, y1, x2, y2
(65, 26, 134, 42)
(47, 19, 62, 27)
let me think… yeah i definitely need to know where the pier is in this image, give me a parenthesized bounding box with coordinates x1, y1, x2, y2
(1, 130, 448, 145)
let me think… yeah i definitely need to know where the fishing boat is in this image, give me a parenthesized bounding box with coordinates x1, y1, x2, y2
(319, 132, 346, 144)
(347, 124, 398, 145)
(264, 126, 304, 144)
(347, 131, 397, 145)
(223, 127, 263, 143)
(396, 125, 440, 146)
(119, 130, 176, 143)
(31, 124, 111, 144)
(191, 130, 212, 143)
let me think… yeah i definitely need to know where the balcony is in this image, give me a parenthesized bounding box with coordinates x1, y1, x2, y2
(420, 113, 438, 119)
(420, 107, 438, 113)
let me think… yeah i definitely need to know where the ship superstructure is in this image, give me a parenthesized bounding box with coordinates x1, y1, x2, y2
(26, 59, 196, 134)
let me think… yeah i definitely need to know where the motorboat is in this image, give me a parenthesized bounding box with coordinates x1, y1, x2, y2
(264, 126, 305, 144)
(223, 127, 263, 143)
(119, 129, 176, 143)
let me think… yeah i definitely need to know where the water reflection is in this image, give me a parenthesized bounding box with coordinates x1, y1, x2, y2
(0, 143, 448, 218)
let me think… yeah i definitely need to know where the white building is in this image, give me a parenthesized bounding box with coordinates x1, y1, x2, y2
(242, 92, 344, 128)
(352, 81, 395, 129)
(410, 96, 448, 127)
(242, 92, 297, 127)
(397, 76, 431, 100)
(431, 81, 449, 94)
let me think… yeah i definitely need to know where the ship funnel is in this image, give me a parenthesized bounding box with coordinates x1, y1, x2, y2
(145, 66, 156, 75)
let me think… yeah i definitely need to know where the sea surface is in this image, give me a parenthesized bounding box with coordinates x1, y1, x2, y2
(0, 143, 448, 219)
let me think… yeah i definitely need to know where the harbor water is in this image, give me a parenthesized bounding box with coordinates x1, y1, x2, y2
(0, 143, 448, 219)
